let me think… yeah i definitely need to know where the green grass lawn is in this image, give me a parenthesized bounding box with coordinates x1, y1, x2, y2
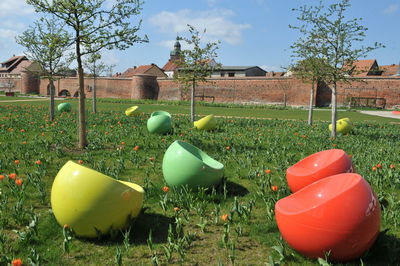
(0, 99, 399, 265)
(1, 97, 398, 123)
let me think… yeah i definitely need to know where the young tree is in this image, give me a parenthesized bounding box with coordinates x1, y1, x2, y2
(84, 52, 110, 113)
(290, 0, 383, 137)
(291, 58, 330, 125)
(26, 0, 148, 148)
(16, 17, 71, 121)
(175, 24, 221, 123)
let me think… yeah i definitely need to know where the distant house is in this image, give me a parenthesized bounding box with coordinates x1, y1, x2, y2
(162, 38, 182, 78)
(211, 66, 266, 78)
(0, 55, 38, 78)
(120, 63, 167, 78)
(266, 71, 285, 77)
(348, 59, 382, 77)
(380, 64, 400, 77)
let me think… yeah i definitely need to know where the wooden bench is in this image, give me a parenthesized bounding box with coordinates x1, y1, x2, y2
(195, 95, 215, 103)
(349, 97, 386, 109)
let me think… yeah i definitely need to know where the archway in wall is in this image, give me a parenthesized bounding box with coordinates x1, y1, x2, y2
(59, 90, 71, 97)
(73, 91, 79, 97)
(315, 80, 332, 107)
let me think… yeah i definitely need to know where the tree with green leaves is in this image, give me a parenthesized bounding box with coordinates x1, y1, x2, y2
(290, 0, 383, 137)
(26, 0, 148, 148)
(84, 52, 112, 113)
(175, 24, 221, 123)
(16, 16, 71, 121)
(291, 58, 330, 126)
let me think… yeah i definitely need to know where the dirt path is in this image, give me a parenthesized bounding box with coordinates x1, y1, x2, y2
(359, 111, 400, 120)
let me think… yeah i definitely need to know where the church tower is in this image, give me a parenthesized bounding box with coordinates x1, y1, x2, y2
(170, 37, 181, 61)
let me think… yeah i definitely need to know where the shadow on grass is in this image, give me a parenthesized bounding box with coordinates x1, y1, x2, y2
(213, 179, 249, 199)
(84, 210, 174, 246)
(359, 229, 400, 265)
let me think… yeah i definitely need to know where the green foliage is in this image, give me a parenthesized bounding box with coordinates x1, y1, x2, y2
(290, 0, 384, 137)
(174, 24, 221, 122)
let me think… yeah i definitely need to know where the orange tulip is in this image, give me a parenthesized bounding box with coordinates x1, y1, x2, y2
(271, 185, 279, 192)
(35, 160, 41, 165)
(12, 259, 22, 266)
(265, 169, 271, 174)
(0, 175, 4, 181)
(15, 179, 23, 186)
(162, 186, 170, 193)
(14, 160, 20, 165)
(78, 160, 84, 165)
(390, 164, 396, 169)
(372, 166, 377, 171)
(226, 146, 231, 151)
(8, 173, 16, 180)
(133, 145, 139, 151)
(220, 214, 229, 222)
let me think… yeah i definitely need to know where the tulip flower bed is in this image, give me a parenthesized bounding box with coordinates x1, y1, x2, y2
(0, 102, 400, 265)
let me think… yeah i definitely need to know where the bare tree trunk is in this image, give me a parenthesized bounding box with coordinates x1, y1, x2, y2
(283, 93, 287, 108)
(307, 79, 315, 126)
(191, 80, 195, 122)
(92, 61, 97, 113)
(49, 79, 55, 121)
(76, 38, 87, 148)
(331, 82, 337, 138)
(92, 76, 97, 113)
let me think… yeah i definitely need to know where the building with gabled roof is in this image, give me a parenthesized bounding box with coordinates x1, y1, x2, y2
(120, 64, 167, 78)
(211, 66, 267, 78)
(380, 64, 400, 76)
(348, 59, 382, 77)
(0, 55, 38, 78)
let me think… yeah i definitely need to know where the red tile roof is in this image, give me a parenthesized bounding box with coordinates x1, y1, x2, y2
(350, 59, 378, 77)
(121, 65, 154, 77)
(380, 64, 400, 76)
(162, 60, 178, 71)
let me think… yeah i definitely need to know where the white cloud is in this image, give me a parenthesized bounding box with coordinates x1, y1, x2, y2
(0, 29, 19, 40)
(149, 9, 251, 46)
(0, 0, 34, 17)
(384, 4, 399, 14)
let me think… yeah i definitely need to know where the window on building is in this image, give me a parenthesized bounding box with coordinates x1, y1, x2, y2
(220, 72, 225, 77)
(228, 72, 235, 77)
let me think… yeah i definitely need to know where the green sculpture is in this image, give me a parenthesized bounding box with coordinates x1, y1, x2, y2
(147, 111, 172, 134)
(57, 102, 71, 112)
(162, 140, 224, 189)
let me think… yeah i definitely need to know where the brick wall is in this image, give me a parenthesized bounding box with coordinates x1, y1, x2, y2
(27, 74, 400, 108)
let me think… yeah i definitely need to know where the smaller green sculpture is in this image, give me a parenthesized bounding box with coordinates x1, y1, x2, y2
(147, 111, 172, 134)
(57, 102, 71, 112)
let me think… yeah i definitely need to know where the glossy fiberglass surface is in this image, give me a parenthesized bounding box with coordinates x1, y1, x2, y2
(329, 118, 352, 134)
(125, 106, 139, 116)
(286, 149, 353, 192)
(162, 140, 224, 188)
(51, 161, 144, 238)
(194, 114, 216, 131)
(57, 102, 71, 112)
(147, 111, 172, 134)
(275, 173, 380, 261)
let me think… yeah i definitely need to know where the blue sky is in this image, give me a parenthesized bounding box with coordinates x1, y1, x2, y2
(0, 0, 399, 73)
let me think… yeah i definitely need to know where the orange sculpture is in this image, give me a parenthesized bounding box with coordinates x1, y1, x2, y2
(275, 173, 380, 261)
(286, 149, 353, 193)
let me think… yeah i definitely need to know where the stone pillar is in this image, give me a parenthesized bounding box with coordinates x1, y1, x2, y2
(21, 71, 40, 94)
(131, 74, 159, 100)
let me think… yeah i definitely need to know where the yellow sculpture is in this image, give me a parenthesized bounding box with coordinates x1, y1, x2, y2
(51, 161, 144, 238)
(194, 114, 216, 130)
(125, 106, 139, 116)
(329, 117, 353, 134)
